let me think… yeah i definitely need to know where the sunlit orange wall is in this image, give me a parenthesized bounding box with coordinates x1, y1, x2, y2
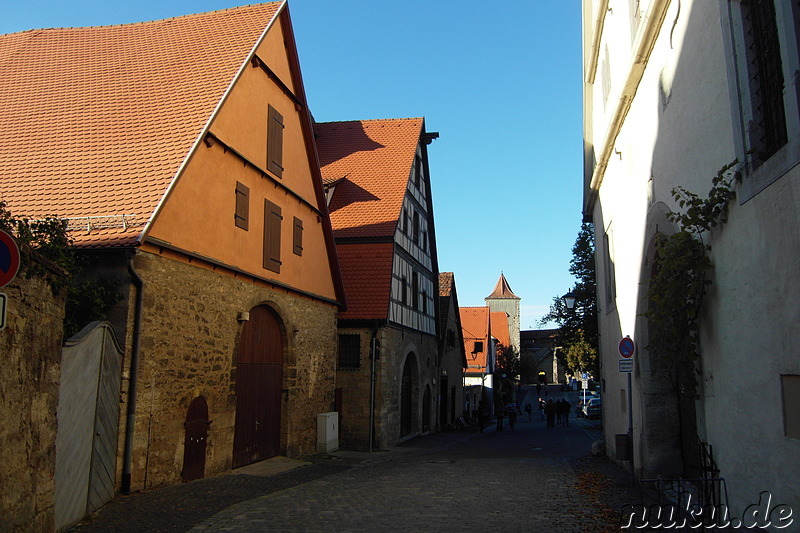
(147, 12, 337, 301)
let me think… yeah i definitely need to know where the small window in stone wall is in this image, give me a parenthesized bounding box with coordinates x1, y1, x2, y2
(338, 334, 361, 370)
(782, 375, 800, 439)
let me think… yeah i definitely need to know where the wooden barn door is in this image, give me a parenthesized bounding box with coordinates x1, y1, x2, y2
(181, 397, 209, 482)
(233, 306, 284, 468)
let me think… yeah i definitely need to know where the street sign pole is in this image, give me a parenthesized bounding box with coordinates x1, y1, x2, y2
(619, 336, 636, 486)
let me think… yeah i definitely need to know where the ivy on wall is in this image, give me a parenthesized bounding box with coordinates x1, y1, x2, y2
(0, 201, 120, 338)
(644, 160, 739, 396)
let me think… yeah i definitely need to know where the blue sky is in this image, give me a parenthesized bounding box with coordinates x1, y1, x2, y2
(2, 1, 584, 329)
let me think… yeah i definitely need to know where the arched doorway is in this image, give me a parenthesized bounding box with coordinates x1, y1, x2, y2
(400, 354, 418, 436)
(181, 396, 209, 482)
(233, 305, 284, 468)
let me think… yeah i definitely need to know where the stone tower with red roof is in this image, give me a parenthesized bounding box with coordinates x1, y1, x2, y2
(485, 273, 520, 352)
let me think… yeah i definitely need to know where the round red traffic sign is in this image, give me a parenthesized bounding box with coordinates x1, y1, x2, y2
(619, 337, 635, 358)
(0, 230, 21, 288)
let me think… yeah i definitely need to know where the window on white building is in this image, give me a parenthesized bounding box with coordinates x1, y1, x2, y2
(722, 0, 800, 199)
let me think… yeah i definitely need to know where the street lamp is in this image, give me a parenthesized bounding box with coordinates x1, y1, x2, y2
(562, 291, 577, 311)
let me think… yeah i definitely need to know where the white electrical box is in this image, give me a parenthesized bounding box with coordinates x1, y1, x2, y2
(316, 412, 339, 453)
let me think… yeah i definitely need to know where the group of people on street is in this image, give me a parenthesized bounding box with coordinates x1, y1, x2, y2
(477, 393, 573, 433)
(540, 397, 572, 428)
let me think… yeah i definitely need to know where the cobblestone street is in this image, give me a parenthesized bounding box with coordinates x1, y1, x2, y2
(74, 391, 645, 532)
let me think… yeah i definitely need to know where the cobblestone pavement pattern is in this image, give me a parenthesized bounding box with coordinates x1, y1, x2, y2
(75, 389, 643, 532)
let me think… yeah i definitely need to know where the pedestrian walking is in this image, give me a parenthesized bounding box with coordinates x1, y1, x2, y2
(538, 398, 546, 421)
(494, 397, 506, 431)
(555, 398, 564, 426)
(545, 399, 556, 428)
(524, 401, 532, 421)
(506, 402, 518, 431)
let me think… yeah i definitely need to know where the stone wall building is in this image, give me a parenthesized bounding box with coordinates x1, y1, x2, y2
(0, 1, 345, 505)
(437, 273, 467, 429)
(316, 118, 441, 450)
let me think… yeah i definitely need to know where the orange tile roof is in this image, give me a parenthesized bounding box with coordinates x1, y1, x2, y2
(315, 118, 424, 239)
(0, 3, 281, 247)
(439, 272, 454, 297)
(336, 242, 394, 320)
(490, 311, 511, 348)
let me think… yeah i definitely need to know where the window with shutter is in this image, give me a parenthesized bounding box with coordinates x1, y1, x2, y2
(235, 182, 249, 230)
(267, 105, 284, 178)
(412, 212, 419, 244)
(412, 272, 419, 309)
(263, 199, 282, 273)
(293, 216, 303, 256)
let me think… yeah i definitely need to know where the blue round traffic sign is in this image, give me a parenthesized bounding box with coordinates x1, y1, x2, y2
(619, 337, 635, 358)
(0, 230, 21, 288)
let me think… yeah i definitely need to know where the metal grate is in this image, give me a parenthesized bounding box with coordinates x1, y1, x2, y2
(744, 0, 788, 164)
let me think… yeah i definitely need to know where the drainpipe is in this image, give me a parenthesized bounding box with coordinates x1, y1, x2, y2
(121, 251, 144, 494)
(368, 323, 379, 453)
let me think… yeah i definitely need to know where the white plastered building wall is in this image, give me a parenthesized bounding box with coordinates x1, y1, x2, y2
(583, 0, 800, 515)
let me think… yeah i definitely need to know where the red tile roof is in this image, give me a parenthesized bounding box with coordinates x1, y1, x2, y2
(460, 306, 490, 370)
(490, 311, 511, 348)
(315, 118, 424, 239)
(0, 3, 281, 247)
(439, 272, 454, 297)
(336, 242, 394, 320)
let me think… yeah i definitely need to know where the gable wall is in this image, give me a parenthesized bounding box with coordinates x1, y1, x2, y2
(147, 13, 336, 301)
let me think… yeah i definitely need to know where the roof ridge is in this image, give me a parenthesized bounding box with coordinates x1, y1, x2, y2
(317, 117, 423, 125)
(3, 2, 282, 34)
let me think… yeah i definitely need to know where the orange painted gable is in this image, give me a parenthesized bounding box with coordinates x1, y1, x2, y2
(0, 3, 281, 248)
(0, 3, 345, 304)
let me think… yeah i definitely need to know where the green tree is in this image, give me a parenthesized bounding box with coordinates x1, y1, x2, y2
(494, 343, 521, 380)
(0, 201, 120, 338)
(540, 222, 599, 375)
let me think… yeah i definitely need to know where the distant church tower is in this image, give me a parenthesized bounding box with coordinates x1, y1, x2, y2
(485, 273, 520, 352)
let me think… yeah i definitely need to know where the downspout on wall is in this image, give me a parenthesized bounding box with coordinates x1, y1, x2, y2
(121, 251, 144, 494)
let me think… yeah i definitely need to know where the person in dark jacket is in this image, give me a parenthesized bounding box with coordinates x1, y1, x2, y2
(506, 402, 518, 430)
(494, 398, 506, 431)
(545, 399, 556, 428)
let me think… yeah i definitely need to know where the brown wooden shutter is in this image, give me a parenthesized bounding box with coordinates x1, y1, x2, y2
(263, 199, 282, 273)
(235, 182, 249, 230)
(267, 105, 284, 178)
(292, 216, 303, 256)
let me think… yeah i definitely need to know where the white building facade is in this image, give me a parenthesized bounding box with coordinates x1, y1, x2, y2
(583, 0, 800, 515)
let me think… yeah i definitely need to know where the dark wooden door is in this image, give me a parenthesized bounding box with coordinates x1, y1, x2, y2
(233, 306, 283, 468)
(401, 358, 413, 436)
(182, 396, 209, 482)
(439, 376, 449, 428)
